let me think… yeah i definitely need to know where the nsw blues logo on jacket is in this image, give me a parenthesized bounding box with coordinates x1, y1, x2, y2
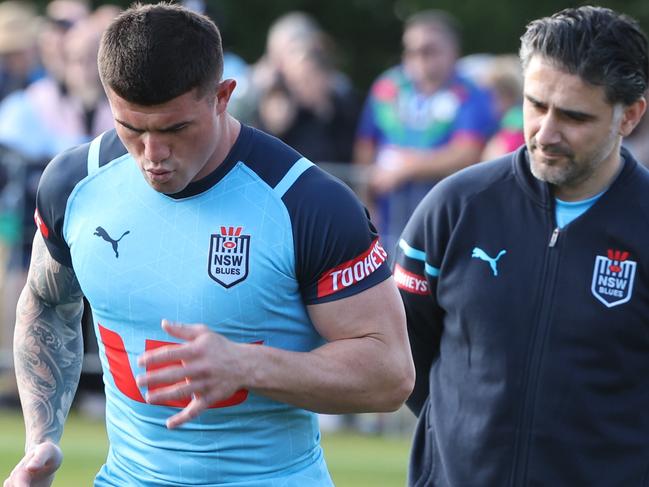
(591, 249, 637, 308)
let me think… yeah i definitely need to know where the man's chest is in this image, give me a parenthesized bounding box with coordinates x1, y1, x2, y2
(65, 190, 299, 329)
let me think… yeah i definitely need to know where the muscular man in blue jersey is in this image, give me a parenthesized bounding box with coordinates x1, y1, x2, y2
(4, 4, 414, 486)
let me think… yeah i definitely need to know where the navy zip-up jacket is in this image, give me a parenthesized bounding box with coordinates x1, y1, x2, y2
(394, 146, 649, 486)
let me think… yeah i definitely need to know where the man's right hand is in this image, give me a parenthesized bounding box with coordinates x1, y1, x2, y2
(3, 441, 62, 487)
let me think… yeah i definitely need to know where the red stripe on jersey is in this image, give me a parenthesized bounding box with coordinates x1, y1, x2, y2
(317, 238, 388, 298)
(99, 323, 145, 403)
(34, 209, 50, 239)
(393, 264, 429, 295)
(99, 322, 263, 409)
(144, 339, 262, 409)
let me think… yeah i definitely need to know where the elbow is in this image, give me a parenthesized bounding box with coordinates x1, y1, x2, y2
(377, 356, 416, 412)
(395, 358, 417, 410)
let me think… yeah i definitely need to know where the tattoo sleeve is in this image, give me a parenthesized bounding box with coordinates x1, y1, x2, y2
(13, 232, 84, 450)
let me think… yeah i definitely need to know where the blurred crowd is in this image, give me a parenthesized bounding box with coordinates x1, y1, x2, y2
(0, 0, 648, 415)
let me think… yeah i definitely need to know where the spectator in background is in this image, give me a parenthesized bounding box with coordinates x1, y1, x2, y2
(0, 2, 42, 102)
(252, 12, 360, 164)
(256, 35, 361, 163)
(480, 54, 525, 160)
(250, 12, 321, 102)
(354, 10, 497, 253)
(0, 1, 99, 160)
(63, 16, 115, 139)
(91, 4, 122, 31)
(39, 0, 90, 92)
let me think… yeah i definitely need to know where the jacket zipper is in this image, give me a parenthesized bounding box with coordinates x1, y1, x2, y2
(549, 227, 560, 247)
(509, 226, 562, 485)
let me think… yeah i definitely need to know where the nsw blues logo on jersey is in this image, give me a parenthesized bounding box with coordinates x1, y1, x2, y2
(591, 249, 636, 308)
(208, 226, 250, 288)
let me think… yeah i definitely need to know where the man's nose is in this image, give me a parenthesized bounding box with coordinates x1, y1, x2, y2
(143, 134, 171, 163)
(535, 114, 562, 146)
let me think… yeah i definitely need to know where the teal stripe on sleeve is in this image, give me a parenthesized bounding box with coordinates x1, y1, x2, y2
(398, 239, 426, 261)
(399, 239, 440, 277)
(425, 263, 440, 277)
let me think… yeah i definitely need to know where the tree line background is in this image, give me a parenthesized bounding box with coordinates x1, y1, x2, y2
(31, 0, 649, 90)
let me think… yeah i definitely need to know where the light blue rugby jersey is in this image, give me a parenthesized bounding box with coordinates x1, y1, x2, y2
(35, 125, 390, 486)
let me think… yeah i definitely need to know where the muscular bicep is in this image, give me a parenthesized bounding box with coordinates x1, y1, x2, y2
(307, 278, 407, 343)
(306, 278, 414, 411)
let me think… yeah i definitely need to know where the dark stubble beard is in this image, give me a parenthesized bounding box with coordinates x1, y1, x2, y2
(528, 131, 620, 191)
(528, 141, 588, 188)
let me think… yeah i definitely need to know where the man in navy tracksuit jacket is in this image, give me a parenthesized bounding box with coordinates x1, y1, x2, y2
(394, 7, 649, 486)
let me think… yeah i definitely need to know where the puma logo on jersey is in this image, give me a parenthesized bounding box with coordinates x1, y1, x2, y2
(471, 247, 507, 276)
(94, 226, 130, 258)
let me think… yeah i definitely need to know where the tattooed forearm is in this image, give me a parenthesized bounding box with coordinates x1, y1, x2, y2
(13, 233, 84, 450)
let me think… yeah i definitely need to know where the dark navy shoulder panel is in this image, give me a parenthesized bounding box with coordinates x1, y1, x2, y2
(241, 126, 304, 187)
(234, 126, 391, 304)
(36, 142, 91, 266)
(611, 148, 649, 225)
(282, 165, 391, 304)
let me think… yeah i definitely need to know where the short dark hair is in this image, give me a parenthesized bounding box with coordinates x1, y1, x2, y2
(520, 6, 648, 106)
(404, 10, 461, 51)
(98, 2, 223, 105)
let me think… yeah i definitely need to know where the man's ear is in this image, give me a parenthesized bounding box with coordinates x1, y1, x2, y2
(215, 79, 237, 114)
(620, 97, 647, 137)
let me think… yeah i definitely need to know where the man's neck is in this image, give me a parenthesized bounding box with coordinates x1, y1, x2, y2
(214, 114, 241, 166)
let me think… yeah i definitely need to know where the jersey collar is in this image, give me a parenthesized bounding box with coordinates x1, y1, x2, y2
(167, 124, 253, 200)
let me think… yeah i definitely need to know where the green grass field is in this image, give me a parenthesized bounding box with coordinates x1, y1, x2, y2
(0, 411, 411, 486)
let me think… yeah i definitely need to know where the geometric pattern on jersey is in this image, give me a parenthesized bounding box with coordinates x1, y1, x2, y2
(36, 125, 390, 486)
